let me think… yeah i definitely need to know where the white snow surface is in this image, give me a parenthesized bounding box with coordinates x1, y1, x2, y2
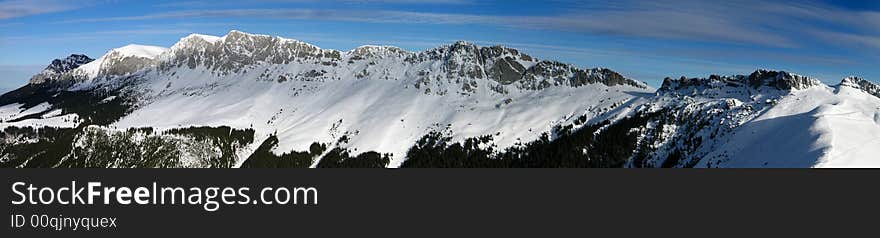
(696, 85, 880, 168)
(113, 65, 647, 167)
(0, 103, 80, 129)
(0, 103, 26, 122)
(183, 34, 222, 44)
(112, 44, 168, 59)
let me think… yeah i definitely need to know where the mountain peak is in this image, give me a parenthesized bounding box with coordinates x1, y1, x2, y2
(450, 40, 479, 50)
(227, 29, 247, 34)
(841, 76, 880, 99)
(64, 54, 92, 61)
(747, 69, 821, 90)
(65, 44, 168, 80)
(842, 76, 867, 84)
(225, 29, 266, 38)
(181, 33, 221, 44)
(453, 40, 475, 46)
(110, 44, 169, 59)
(221, 30, 315, 47)
(349, 45, 410, 58)
(28, 54, 94, 84)
(224, 29, 267, 40)
(163, 30, 332, 73)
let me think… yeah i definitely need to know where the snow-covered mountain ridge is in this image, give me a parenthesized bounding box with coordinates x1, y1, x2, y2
(33, 30, 644, 90)
(640, 72, 880, 167)
(1, 30, 649, 168)
(1, 30, 878, 168)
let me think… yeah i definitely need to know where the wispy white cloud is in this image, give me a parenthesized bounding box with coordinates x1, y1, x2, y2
(59, 0, 879, 50)
(810, 30, 880, 51)
(0, 0, 103, 20)
(61, 8, 491, 24)
(518, 0, 880, 49)
(155, 0, 471, 8)
(44, 0, 880, 56)
(340, 0, 471, 3)
(0, 28, 193, 44)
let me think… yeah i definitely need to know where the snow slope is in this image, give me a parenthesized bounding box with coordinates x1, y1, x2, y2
(0, 102, 80, 129)
(812, 86, 880, 167)
(113, 72, 644, 167)
(113, 44, 168, 58)
(104, 31, 647, 167)
(695, 84, 880, 168)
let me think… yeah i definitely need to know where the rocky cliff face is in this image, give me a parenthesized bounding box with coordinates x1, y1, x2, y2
(162, 30, 340, 74)
(747, 69, 822, 90)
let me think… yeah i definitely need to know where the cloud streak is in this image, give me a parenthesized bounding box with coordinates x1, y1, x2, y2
(155, 0, 472, 8)
(56, 0, 880, 51)
(0, 28, 193, 45)
(61, 9, 493, 24)
(0, 0, 102, 19)
(810, 30, 880, 51)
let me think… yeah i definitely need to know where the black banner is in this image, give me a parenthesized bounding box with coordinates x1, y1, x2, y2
(2, 169, 878, 237)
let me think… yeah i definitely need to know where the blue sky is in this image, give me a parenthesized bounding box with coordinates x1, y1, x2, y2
(1, 0, 878, 91)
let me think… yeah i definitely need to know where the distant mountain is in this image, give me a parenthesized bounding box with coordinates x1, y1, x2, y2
(1, 30, 878, 168)
(28, 54, 94, 85)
